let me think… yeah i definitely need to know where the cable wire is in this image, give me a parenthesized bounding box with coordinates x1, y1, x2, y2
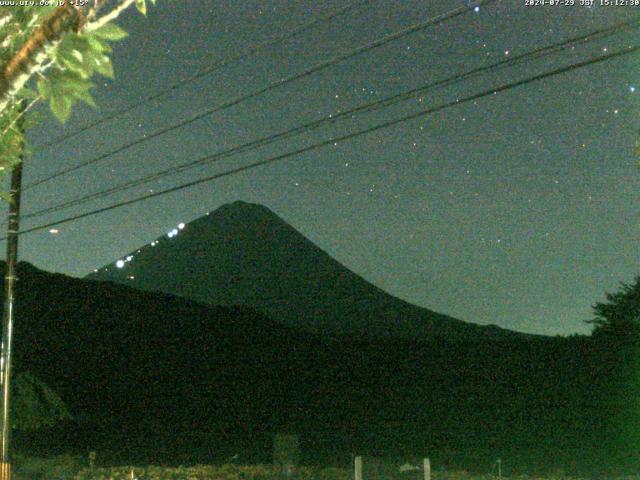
(8, 44, 637, 239)
(24, 0, 499, 191)
(33, 0, 372, 152)
(20, 17, 640, 222)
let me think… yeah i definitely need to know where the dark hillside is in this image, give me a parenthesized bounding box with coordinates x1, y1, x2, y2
(0, 263, 627, 473)
(87, 201, 530, 342)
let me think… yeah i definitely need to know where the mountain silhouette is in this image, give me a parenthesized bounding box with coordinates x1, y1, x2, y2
(87, 201, 527, 341)
(0, 263, 615, 472)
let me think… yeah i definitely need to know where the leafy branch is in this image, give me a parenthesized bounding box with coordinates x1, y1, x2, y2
(0, 0, 157, 175)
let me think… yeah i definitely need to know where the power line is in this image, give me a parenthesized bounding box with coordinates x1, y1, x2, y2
(33, 0, 372, 151)
(19, 17, 640, 222)
(9, 44, 638, 239)
(24, 0, 498, 191)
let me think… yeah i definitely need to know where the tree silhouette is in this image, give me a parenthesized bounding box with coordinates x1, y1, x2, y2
(11, 372, 70, 431)
(588, 275, 640, 343)
(583, 276, 640, 473)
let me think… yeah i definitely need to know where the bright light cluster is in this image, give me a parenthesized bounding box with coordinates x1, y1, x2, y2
(116, 255, 134, 269)
(114, 222, 186, 270)
(167, 222, 185, 238)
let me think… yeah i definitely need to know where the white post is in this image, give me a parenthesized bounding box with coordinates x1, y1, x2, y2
(423, 458, 431, 480)
(355, 456, 363, 480)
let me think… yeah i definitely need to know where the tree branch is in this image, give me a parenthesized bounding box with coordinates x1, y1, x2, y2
(0, 58, 55, 142)
(0, 0, 139, 116)
(0, 11, 10, 30)
(84, 0, 136, 32)
(85, 0, 109, 23)
(0, 4, 81, 115)
(1, 96, 41, 140)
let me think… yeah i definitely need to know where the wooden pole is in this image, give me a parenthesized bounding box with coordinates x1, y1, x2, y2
(0, 116, 24, 480)
(423, 458, 430, 480)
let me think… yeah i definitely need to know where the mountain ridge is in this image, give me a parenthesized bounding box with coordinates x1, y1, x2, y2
(87, 200, 534, 341)
(0, 261, 609, 472)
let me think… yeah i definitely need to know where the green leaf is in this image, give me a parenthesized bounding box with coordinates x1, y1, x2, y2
(73, 87, 97, 109)
(43, 69, 96, 123)
(55, 33, 115, 80)
(36, 77, 51, 100)
(92, 54, 114, 79)
(17, 86, 37, 100)
(136, 0, 147, 15)
(56, 34, 92, 78)
(92, 23, 128, 41)
(84, 34, 111, 56)
(50, 93, 73, 123)
(0, 191, 12, 204)
(0, 115, 24, 175)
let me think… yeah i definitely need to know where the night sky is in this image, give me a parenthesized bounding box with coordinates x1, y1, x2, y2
(8, 0, 639, 336)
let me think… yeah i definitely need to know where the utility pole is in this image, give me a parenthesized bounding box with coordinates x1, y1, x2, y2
(0, 110, 25, 480)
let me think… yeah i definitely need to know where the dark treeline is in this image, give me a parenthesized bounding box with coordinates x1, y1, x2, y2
(3, 263, 639, 476)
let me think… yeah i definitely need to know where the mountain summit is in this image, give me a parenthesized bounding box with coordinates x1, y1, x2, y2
(87, 200, 525, 340)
